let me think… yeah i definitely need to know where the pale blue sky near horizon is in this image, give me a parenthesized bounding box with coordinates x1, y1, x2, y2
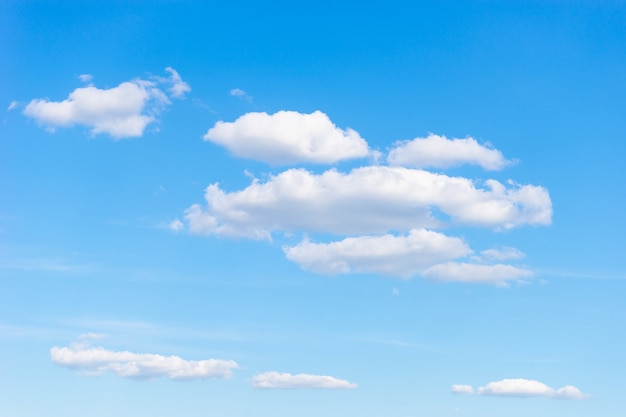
(1, 1, 625, 416)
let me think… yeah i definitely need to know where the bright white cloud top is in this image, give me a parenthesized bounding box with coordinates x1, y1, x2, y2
(183, 166, 552, 239)
(23, 68, 189, 139)
(204, 110, 369, 164)
(50, 344, 239, 380)
(283, 229, 471, 278)
(475, 378, 588, 399)
(251, 372, 357, 389)
(387, 134, 511, 170)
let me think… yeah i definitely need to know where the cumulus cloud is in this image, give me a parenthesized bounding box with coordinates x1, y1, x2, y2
(183, 166, 552, 239)
(451, 384, 474, 394)
(251, 372, 357, 389)
(23, 68, 189, 139)
(423, 262, 533, 285)
(165, 67, 191, 98)
(204, 110, 370, 164)
(284, 229, 470, 278)
(477, 379, 587, 400)
(387, 134, 511, 170)
(50, 343, 239, 380)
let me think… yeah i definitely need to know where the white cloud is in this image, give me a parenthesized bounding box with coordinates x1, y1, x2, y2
(251, 372, 357, 389)
(78, 74, 93, 83)
(77, 332, 108, 340)
(169, 219, 184, 232)
(50, 344, 239, 380)
(203, 110, 370, 164)
(451, 384, 474, 394)
(24, 68, 189, 139)
(165, 67, 191, 98)
(392, 287, 400, 296)
(230, 88, 252, 102)
(477, 246, 525, 262)
(7, 101, 19, 111)
(387, 134, 511, 170)
(423, 262, 533, 285)
(284, 229, 471, 278)
(477, 378, 587, 400)
(184, 166, 552, 238)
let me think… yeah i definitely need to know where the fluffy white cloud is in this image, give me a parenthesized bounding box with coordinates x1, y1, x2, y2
(50, 344, 239, 380)
(204, 110, 369, 164)
(24, 68, 188, 139)
(183, 166, 552, 238)
(165, 67, 191, 98)
(387, 134, 510, 170)
(451, 384, 474, 394)
(284, 229, 470, 278)
(477, 378, 587, 400)
(251, 372, 357, 389)
(423, 262, 533, 285)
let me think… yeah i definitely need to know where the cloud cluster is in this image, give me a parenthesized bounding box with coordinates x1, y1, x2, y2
(252, 372, 357, 389)
(388, 134, 510, 170)
(23, 68, 189, 139)
(51, 342, 355, 390)
(182, 110, 551, 284)
(452, 379, 587, 400)
(204, 111, 369, 164)
(50, 344, 238, 380)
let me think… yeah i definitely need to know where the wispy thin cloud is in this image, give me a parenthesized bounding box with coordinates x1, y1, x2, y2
(229, 88, 252, 102)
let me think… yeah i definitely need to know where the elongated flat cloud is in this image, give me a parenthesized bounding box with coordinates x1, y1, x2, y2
(284, 229, 471, 278)
(24, 68, 189, 139)
(451, 384, 474, 394)
(183, 166, 552, 238)
(204, 110, 369, 164)
(476, 378, 587, 399)
(252, 372, 357, 389)
(50, 344, 238, 380)
(423, 262, 533, 285)
(388, 134, 510, 170)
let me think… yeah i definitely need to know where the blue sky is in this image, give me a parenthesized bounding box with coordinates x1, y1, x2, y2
(2, 1, 626, 416)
